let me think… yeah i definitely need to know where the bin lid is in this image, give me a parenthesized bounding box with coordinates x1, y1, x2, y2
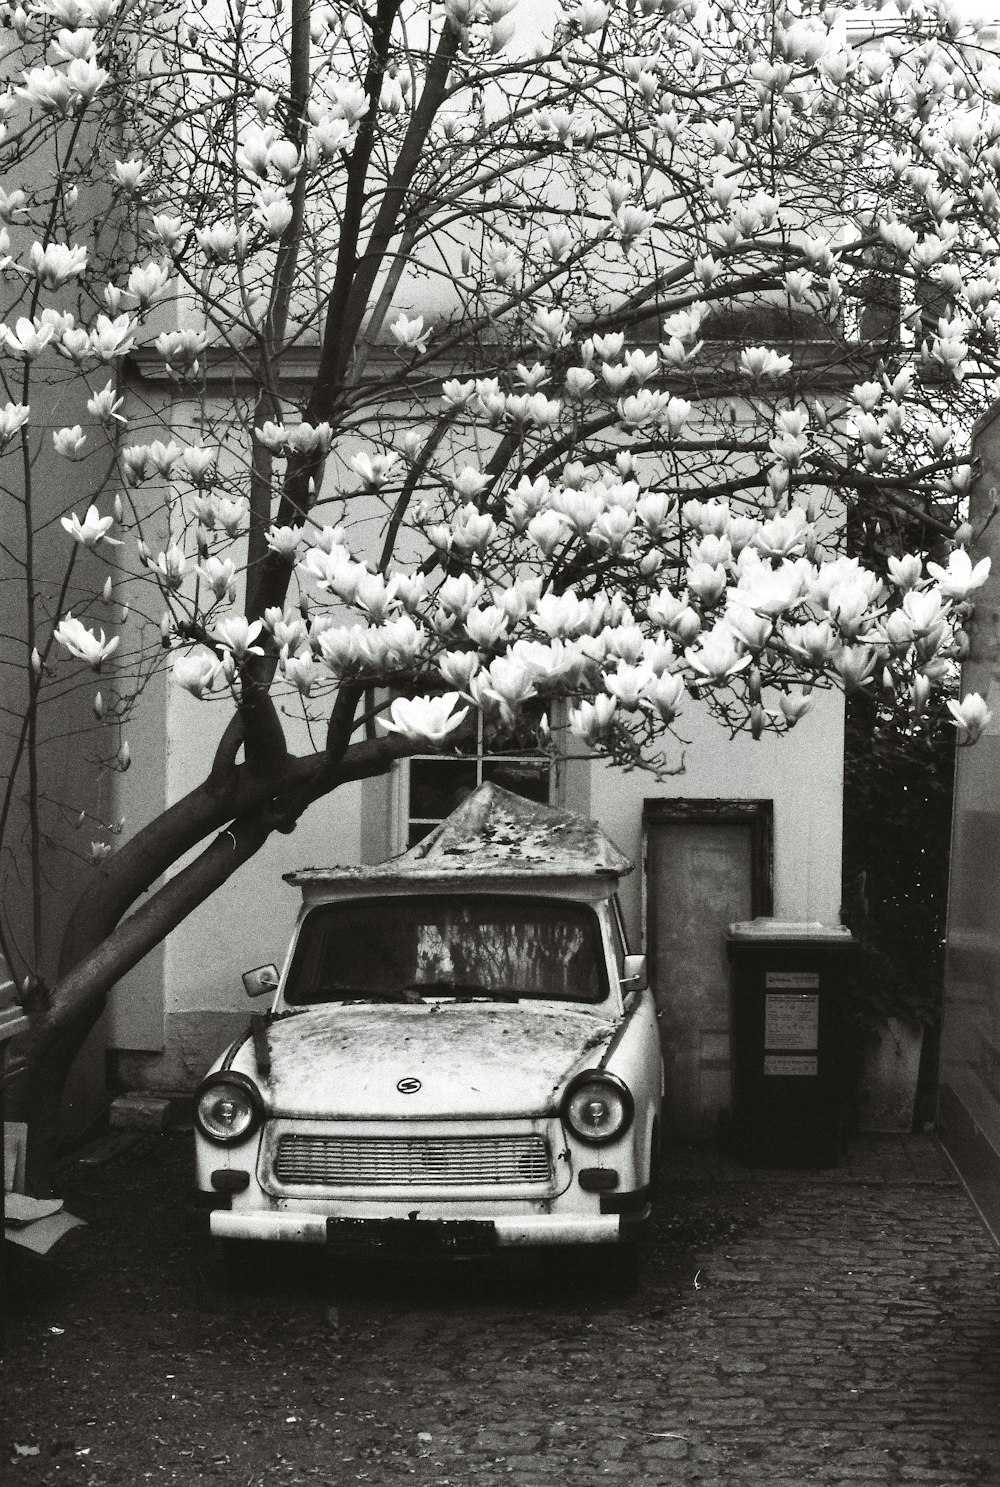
(727, 917, 854, 943)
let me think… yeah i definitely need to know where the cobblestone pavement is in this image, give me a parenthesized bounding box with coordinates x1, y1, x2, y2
(2, 1131, 999, 1486)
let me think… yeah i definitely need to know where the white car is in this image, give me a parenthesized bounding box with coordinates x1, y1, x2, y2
(194, 784, 664, 1270)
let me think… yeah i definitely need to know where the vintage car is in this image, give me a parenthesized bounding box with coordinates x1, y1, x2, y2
(194, 783, 664, 1269)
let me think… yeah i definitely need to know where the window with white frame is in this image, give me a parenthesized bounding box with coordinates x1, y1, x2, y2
(395, 701, 558, 850)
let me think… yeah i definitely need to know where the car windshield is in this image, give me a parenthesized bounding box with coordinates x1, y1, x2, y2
(284, 895, 608, 1006)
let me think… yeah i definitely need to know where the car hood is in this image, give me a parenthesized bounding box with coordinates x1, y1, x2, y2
(242, 1003, 620, 1119)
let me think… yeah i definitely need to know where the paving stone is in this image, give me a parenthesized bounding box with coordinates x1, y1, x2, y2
(5, 1131, 1000, 1487)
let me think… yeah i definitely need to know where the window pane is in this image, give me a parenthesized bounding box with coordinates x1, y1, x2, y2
(409, 758, 478, 821)
(482, 758, 551, 804)
(483, 701, 547, 753)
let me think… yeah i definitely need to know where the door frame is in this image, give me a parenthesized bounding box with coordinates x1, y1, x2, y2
(641, 798, 775, 955)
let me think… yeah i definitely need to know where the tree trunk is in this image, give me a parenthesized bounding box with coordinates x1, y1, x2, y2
(15, 725, 416, 1190)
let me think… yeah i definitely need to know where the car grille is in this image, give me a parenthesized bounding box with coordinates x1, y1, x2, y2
(274, 1133, 552, 1187)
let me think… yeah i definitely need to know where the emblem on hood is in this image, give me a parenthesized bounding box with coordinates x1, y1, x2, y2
(397, 1076, 422, 1094)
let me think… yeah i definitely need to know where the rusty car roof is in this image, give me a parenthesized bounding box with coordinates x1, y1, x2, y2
(285, 782, 632, 887)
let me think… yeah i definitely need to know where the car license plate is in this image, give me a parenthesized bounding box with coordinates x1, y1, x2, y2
(326, 1216, 497, 1254)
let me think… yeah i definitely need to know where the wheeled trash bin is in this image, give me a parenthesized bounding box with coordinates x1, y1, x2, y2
(727, 919, 856, 1167)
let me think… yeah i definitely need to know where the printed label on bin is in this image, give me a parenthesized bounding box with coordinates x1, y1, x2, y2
(764, 992, 819, 1050)
(765, 970, 820, 990)
(764, 1055, 818, 1076)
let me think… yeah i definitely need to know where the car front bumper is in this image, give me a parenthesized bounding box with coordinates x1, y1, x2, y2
(209, 1208, 646, 1249)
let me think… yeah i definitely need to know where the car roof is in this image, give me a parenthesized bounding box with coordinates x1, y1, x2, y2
(285, 782, 633, 892)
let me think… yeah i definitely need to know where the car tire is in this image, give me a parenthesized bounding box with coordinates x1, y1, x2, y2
(208, 1237, 271, 1291)
(647, 1116, 662, 1205)
(549, 1240, 641, 1298)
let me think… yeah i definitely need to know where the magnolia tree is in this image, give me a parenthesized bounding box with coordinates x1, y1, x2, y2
(3, 0, 1000, 1181)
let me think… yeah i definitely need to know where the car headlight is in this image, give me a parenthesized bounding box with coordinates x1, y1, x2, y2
(194, 1072, 265, 1145)
(561, 1071, 634, 1145)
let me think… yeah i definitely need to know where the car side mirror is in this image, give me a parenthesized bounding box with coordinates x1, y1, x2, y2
(243, 964, 279, 998)
(622, 954, 647, 991)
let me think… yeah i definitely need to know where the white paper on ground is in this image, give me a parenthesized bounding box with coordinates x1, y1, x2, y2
(4, 1191, 64, 1224)
(5, 1210, 86, 1253)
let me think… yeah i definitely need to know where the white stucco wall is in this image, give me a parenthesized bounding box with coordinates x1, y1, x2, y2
(590, 686, 846, 946)
(162, 688, 365, 1023)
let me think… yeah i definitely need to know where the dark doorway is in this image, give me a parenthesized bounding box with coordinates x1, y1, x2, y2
(644, 799, 773, 1140)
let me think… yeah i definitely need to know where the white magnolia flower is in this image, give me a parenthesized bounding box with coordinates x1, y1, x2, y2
(782, 619, 837, 667)
(379, 692, 469, 745)
(214, 616, 264, 659)
(948, 692, 992, 743)
(1, 317, 54, 359)
(155, 328, 208, 371)
(197, 222, 246, 264)
(483, 656, 536, 715)
(52, 425, 87, 460)
(739, 346, 793, 378)
(86, 380, 125, 425)
(529, 306, 572, 351)
(281, 652, 322, 696)
(686, 624, 752, 684)
(255, 195, 294, 239)
(30, 241, 87, 288)
(329, 79, 370, 126)
(604, 662, 654, 710)
(216, 498, 248, 538)
(438, 651, 481, 694)
(887, 554, 924, 591)
(148, 215, 189, 252)
(174, 650, 222, 699)
(565, 366, 596, 398)
(571, 0, 609, 33)
(178, 446, 216, 486)
(902, 587, 947, 636)
(113, 157, 152, 192)
(926, 548, 990, 602)
(284, 421, 332, 457)
(546, 224, 574, 262)
(54, 614, 119, 668)
(436, 574, 485, 620)
(687, 561, 728, 607)
(465, 604, 508, 648)
(265, 525, 300, 562)
(568, 695, 617, 747)
(645, 671, 686, 723)
(588, 506, 635, 554)
(155, 545, 187, 590)
(390, 313, 430, 354)
(441, 379, 475, 410)
(147, 440, 182, 477)
(61, 503, 120, 547)
(89, 313, 136, 360)
(17, 58, 108, 115)
(0, 402, 29, 445)
(833, 644, 877, 692)
(778, 690, 814, 727)
(528, 510, 569, 557)
(727, 603, 774, 652)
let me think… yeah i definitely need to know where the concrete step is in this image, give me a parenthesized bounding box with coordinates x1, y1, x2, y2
(108, 1092, 191, 1132)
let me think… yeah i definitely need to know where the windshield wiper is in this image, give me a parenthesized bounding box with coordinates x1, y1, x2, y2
(313, 984, 425, 1004)
(407, 981, 520, 1002)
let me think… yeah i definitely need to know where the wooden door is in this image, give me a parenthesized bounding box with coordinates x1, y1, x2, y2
(644, 801, 773, 1140)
